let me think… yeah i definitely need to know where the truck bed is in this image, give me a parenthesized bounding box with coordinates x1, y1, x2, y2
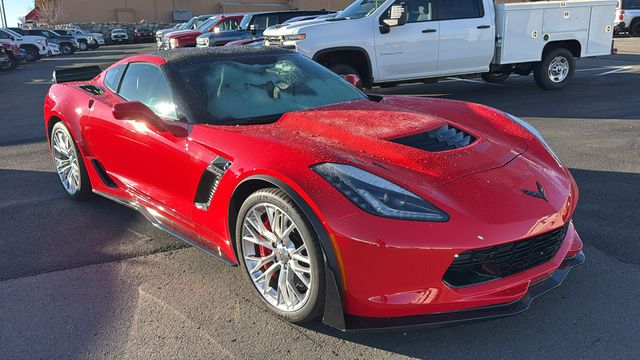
(494, 0, 617, 65)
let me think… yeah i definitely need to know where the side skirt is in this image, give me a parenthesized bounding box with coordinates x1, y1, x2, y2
(93, 189, 235, 266)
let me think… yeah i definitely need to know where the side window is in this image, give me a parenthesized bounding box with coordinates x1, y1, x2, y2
(0, 31, 10, 40)
(438, 0, 483, 20)
(251, 15, 279, 30)
(214, 18, 239, 32)
(103, 64, 126, 92)
(118, 63, 177, 119)
(382, 0, 436, 23)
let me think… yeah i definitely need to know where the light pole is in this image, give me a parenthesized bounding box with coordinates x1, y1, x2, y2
(0, 0, 6, 27)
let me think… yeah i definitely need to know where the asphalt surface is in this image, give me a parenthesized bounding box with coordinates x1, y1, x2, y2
(0, 41, 639, 359)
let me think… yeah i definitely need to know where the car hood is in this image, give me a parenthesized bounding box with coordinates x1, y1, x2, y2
(264, 18, 331, 34)
(214, 96, 538, 188)
(169, 30, 202, 38)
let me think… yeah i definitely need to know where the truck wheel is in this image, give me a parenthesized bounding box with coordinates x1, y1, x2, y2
(630, 21, 640, 37)
(78, 41, 88, 51)
(0, 54, 17, 71)
(534, 48, 575, 90)
(22, 46, 39, 62)
(60, 44, 75, 55)
(481, 72, 510, 83)
(330, 64, 363, 89)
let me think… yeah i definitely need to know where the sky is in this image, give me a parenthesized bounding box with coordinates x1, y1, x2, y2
(2, 0, 34, 27)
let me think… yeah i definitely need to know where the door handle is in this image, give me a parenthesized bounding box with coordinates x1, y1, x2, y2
(88, 99, 95, 109)
(422, 29, 437, 33)
(477, 25, 491, 29)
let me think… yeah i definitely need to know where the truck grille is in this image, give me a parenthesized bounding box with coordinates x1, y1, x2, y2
(443, 223, 570, 287)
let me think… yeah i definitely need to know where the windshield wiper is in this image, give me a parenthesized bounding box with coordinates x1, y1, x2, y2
(219, 113, 284, 125)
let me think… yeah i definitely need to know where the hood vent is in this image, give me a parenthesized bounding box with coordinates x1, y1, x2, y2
(391, 125, 476, 152)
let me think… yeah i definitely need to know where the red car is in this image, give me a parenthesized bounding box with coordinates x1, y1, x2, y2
(167, 14, 243, 49)
(44, 48, 584, 331)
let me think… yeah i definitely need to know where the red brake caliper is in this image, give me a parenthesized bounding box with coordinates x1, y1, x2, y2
(259, 215, 272, 271)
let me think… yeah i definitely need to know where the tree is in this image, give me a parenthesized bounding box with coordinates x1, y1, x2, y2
(35, 0, 66, 26)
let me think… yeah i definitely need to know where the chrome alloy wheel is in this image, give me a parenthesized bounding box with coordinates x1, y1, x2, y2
(241, 203, 312, 312)
(51, 127, 81, 195)
(548, 56, 570, 83)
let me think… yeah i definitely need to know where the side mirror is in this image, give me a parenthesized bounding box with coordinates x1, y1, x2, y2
(112, 101, 168, 132)
(342, 73, 362, 88)
(250, 24, 258, 35)
(380, 5, 408, 32)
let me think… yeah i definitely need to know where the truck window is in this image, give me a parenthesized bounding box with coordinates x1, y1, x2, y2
(383, 0, 436, 22)
(438, 0, 484, 20)
(251, 14, 279, 30)
(622, 0, 640, 9)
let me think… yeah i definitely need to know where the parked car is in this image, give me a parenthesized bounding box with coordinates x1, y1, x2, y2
(0, 43, 18, 71)
(134, 27, 154, 43)
(196, 11, 332, 47)
(46, 47, 584, 331)
(12, 28, 78, 55)
(264, 0, 616, 90)
(157, 16, 212, 49)
(91, 32, 105, 46)
(51, 29, 95, 51)
(0, 28, 48, 62)
(111, 29, 129, 43)
(166, 14, 243, 49)
(614, 0, 640, 35)
(64, 28, 101, 49)
(48, 42, 61, 56)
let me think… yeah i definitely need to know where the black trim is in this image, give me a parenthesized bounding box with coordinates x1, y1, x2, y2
(194, 156, 231, 210)
(90, 159, 118, 188)
(343, 252, 585, 332)
(233, 175, 347, 330)
(53, 65, 102, 83)
(313, 47, 373, 88)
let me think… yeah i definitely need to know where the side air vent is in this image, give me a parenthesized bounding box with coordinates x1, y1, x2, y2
(91, 159, 118, 188)
(194, 156, 231, 210)
(391, 125, 476, 152)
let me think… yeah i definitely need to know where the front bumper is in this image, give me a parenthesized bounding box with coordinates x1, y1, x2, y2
(343, 251, 584, 331)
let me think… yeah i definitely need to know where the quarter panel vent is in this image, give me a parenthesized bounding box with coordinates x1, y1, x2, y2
(194, 156, 231, 210)
(391, 125, 476, 152)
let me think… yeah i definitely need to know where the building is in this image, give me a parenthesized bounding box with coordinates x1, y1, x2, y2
(33, 0, 352, 24)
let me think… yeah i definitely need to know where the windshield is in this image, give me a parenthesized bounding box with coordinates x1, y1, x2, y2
(175, 54, 367, 125)
(333, 0, 387, 20)
(3, 28, 22, 38)
(238, 15, 254, 30)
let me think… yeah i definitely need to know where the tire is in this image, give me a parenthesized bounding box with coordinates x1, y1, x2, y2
(533, 47, 575, 90)
(630, 21, 640, 37)
(22, 46, 39, 62)
(60, 43, 74, 55)
(329, 64, 364, 89)
(235, 188, 325, 323)
(50, 121, 92, 200)
(78, 41, 88, 51)
(0, 54, 16, 71)
(481, 72, 510, 83)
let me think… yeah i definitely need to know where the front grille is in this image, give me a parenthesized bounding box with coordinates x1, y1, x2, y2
(443, 223, 570, 287)
(264, 35, 284, 47)
(391, 125, 476, 152)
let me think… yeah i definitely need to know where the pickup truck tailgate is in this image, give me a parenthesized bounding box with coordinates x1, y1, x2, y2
(494, 0, 617, 65)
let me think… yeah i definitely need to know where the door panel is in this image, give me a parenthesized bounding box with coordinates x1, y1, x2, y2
(437, 0, 494, 74)
(374, 0, 440, 81)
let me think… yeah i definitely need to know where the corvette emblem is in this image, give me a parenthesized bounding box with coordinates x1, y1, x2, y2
(522, 181, 547, 201)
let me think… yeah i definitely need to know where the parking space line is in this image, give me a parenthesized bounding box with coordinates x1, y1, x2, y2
(594, 66, 633, 76)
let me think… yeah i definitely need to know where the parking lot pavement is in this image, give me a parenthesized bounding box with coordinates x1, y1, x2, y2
(0, 42, 639, 359)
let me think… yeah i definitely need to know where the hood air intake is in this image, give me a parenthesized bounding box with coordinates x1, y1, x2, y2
(391, 125, 476, 152)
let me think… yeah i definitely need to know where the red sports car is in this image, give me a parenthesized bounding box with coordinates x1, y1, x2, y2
(44, 47, 584, 331)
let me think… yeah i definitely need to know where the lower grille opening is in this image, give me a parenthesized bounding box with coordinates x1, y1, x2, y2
(443, 223, 570, 287)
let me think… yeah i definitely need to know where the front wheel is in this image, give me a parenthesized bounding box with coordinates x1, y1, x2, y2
(60, 44, 74, 55)
(236, 188, 325, 323)
(533, 47, 575, 90)
(50, 122, 92, 200)
(481, 71, 511, 84)
(0, 55, 16, 71)
(78, 41, 88, 51)
(23, 47, 39, 62)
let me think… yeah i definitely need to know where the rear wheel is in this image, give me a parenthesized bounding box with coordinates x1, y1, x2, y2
(481, 72, 510, 83)
(60, 43, 74, 55)
(533, 47, 575, 90)
(78, 41, 88, 51)
(22, 46, 39, 62)
(50, 122, 92, 200)
(0, 54, 16, 71)
(630, 21, 640, 37)
(235, 188, 325, 323)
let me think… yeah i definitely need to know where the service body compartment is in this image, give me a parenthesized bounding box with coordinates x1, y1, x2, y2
(494, 0, 616, 65)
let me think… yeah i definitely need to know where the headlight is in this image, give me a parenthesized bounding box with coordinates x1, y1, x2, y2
(504, 113, 561, 163)
(283, 34, 305, 41)
(312, 163, 449, 222)
(169, 38, 179, 48)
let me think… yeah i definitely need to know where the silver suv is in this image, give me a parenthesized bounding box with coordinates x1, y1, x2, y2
(615, 0, 640, 36)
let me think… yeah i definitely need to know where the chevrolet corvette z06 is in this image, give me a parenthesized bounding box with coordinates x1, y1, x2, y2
(44, 47, 584, 331)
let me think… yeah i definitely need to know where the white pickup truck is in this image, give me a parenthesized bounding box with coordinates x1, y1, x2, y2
(264, 0, 616, 90)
